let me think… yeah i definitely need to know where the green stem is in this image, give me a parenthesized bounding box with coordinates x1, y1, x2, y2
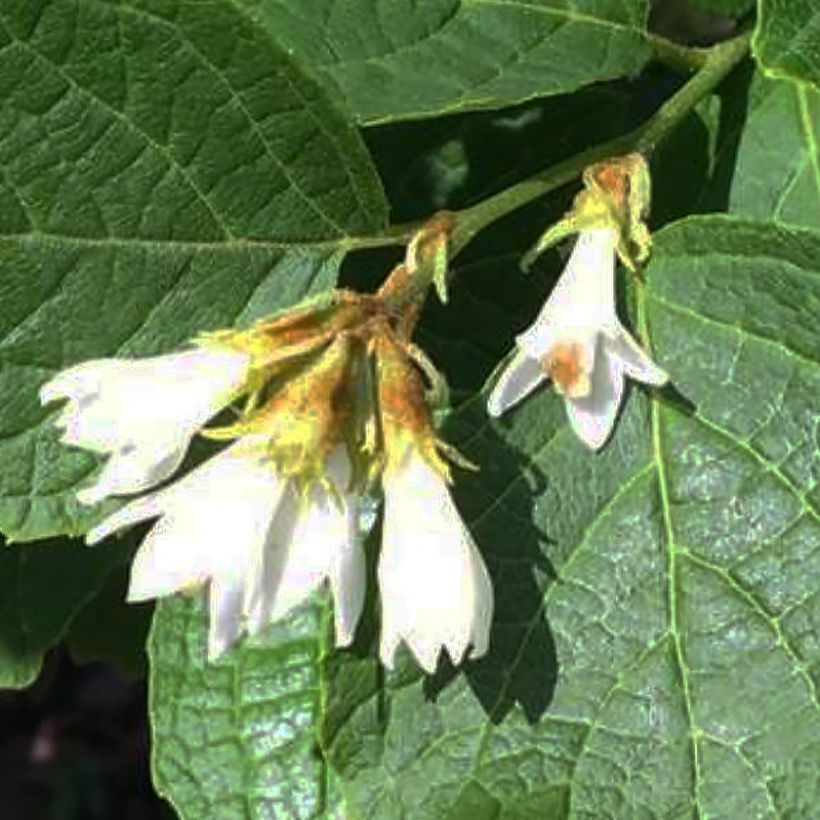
(633, 31, 751, 153)
(647, 33, 709, 73)
(448, 30, 751, 257)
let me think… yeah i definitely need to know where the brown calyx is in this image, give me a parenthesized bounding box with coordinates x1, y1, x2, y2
(371, 325, 449, 478)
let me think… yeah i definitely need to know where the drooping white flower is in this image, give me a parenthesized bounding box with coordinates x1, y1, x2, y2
(487, 228, 667, 450)
(377, 443, 493, 674)
(40, 347, 250, 505)
(88, 439, 365, 660)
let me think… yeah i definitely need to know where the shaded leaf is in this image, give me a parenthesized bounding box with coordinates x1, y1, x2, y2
(0, 535, 130, 688)
(727, 73, 820, 228)
(687, 0, 755, 17)
(754, 0, 820, 88)
(65, 556, 153, 679)
(240, 0, 651, 124)
(652, 63, 820, 231)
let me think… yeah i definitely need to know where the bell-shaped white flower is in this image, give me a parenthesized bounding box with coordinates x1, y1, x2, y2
(378, 446, 493, 674)
(87, 440, 365, 660)
(487, 228, 668, 450)
(40, 347, 251, 505)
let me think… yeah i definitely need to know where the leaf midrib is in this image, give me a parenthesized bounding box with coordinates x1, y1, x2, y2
(0, 230, 388, 252)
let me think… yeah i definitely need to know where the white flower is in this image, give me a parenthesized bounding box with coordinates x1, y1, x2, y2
(487, 228, 668, 450)
(40, 347, 251, 505)
(88, 440, 365, 660)
(378, 445, 493, 673)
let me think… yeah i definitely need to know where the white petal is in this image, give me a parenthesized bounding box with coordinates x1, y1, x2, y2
(246, 448, 365, 649)
(43, 348, 250, 503)
(265, 485, 337, 623)
(40, 359, 125, 408)
(379, 450, 493, 673)
(565, 343, 625, 450)
(329, 505, 366, 647)
(77, 442, 188, 506)
(606, 329, 668, 386)
(486, 349, 545, 418)
(86, 493, 162, 546)
(244, 483, 301, 635)
(141, 444, 282, 660)
(208, 575, 247, 661)
(518, 228, 618, 357)
(87, 438, 281, 660)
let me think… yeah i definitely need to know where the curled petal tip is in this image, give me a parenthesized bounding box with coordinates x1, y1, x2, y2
(85, 526, 108, 546)
(207, 642, 228, 663)
(39, 383, 58, 406)
(77, 486, 104, 507)
(125, 581, 153, 603)
(378, 633, 399, 671)
(485, 396, 504, 419)
(334, 628, 354, 649)
(486, 351, 545, 419)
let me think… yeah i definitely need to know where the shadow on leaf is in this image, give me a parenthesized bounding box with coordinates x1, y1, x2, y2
(426, 397, 560, 725)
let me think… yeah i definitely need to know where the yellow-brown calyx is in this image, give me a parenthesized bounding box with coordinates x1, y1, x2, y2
(205, 332, 363, 492)
(371, 324, 453, 480)
(193, 216, 467, 493)
(522, 152, 652, 274)
(543, 341, 591, 398)
(199, 290, 379, 376)
(381, 212, 456, 315)
(197, 290, 380, 414)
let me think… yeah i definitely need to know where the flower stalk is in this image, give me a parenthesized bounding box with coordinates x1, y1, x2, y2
(447, 30, 752, 257)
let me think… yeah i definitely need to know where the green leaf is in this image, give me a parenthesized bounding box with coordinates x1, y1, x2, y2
(650, 64, 819, 231)
(149, 594, 341, 819)
(0, 0, 387, 542)
(324, 216, 820, 817)
(0, 535, 130, 688)
(239, 0, 651, 124)
(754, 0, 820, 88)
(65, 556, 153, 678)
(728, 72, 820, 228)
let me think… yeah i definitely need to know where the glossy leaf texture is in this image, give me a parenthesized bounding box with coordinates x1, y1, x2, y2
(322, 216, 820, 818)
(149, 595, 342, 819)
(239, 0, 652, 124)
(0, 0, 388, 543)
(754, 0, 820, 88)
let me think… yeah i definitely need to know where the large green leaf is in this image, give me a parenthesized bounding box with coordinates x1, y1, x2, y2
(323, 216, 820, 817)
(650, 63, 819, 231)
(0, 534, 131, 688)
(240, 0, 651, 124)
(728, 72, 820, 228)
(754, 0, 820, 88)
(0, 0, 387, 542)
(149, 594, 341, 819)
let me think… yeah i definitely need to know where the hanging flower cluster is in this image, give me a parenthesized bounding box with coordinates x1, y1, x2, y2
(41, 219, 493, 672)
(41, 153, 667, 672)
